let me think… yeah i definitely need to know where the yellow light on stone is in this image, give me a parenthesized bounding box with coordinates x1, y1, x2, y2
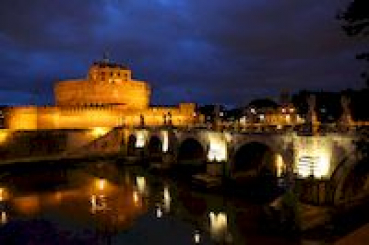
(314, 152, 330, 178)
(0, 188, 7, 202)
(0, 130, 9, 144)
(275, 154, 284, 177)
(207, 134, 227, 162)
(162, 131, 169, 153)
(92, 127, 110, 137)
(295, 137, 332, 179)
(285, 114, 291, 123)
(135, 130, 147, 148)
(136, 176, 146, 194)
(224, 132, 232, 143)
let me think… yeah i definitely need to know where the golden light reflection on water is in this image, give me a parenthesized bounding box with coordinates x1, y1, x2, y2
(0, 187, 9, 202)
(1, 169, 148, 232)
(13, 195, 41, 215)
(194, 230, 201, 244)
(136, 176, 147, 195)
(0, 164, 241, 244)
(209, 212, 228, 240)
(155, 205, 163, 218)
(163, 186, 171, 213)
(0, 212, 7, 225)
(97, 178, 106, 191)
(133, 191, 139, 205)
(87, 175, 147, 229)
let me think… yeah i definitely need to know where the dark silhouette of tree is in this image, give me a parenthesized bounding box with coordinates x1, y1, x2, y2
(338, 0, 369, 85)
(248, 98, 278, 109)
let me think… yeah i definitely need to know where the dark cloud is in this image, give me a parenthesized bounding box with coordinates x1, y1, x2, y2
(0, 0, 364, 106)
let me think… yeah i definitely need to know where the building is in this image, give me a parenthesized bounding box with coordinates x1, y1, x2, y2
(0, 106, 6, 129)
(244, 98, 304, 126)
(4, 58, 197, 130)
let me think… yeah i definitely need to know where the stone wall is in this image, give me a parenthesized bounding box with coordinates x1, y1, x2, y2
(0, 129, 107, 161)
(4, 106, 38, 130)
(54, 79, 150, 109)
(4, 103, 197, 130)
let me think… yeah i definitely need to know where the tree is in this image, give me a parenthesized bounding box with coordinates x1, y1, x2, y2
(248, 98, 278, 109)
(338, 0, 369, 85)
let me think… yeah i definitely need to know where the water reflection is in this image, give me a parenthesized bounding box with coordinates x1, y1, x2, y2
(0, 187, 8, 202)
(97, 178, 106, 191)
(0, 211, 6, 225)
(209, 212, 228, 241)
(163, 186, 171, 213)
(13, 195, 41, 215)
(90, 194, 108, 213)
(0, 161, 296, 244)
(0, 188, 8, 225)
(194, 229, 201, 244)
(155, 205, 163, 218)
(136, 176, 147, 195)
(132, 190, 140, 205)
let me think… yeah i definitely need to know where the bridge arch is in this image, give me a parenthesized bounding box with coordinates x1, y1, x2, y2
(330, 153, 369, 204)
(177, 137, 206, 166)
(340, 158, 369, 200)
(147, 135, 162, 155)
(146, 135, 163, 164)
(230, 140, 287, 183)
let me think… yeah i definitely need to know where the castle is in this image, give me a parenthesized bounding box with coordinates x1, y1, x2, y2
(4, 58, 197, 130)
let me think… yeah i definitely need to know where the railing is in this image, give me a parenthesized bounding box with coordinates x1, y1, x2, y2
(121, 121, 368, 135)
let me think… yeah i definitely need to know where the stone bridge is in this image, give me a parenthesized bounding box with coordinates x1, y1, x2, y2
(68, 126, 367, 206)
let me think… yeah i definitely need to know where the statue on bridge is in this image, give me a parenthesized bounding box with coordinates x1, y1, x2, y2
(167, 112, 172, 126)
(140, 114, 145, 128)
(340, 95, 353, 126)
(307, 94, 318, 135)
(163, 113, 167, 126)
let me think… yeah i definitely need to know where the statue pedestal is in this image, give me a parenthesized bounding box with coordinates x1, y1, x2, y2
(206, 161, 224, 176)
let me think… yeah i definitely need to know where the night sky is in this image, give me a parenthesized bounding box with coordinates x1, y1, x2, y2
(0, 0, 366, 107)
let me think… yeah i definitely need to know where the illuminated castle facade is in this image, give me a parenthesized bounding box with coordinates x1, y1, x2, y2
(5, 59, 197, 130)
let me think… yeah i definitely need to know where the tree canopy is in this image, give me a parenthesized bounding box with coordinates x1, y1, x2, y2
(248, 98, 278, 109)
(338, 0, 369, 84)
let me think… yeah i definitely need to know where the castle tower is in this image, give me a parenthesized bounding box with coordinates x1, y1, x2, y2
(340, 95, 353, 126)
(55, 58, 150, 109)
